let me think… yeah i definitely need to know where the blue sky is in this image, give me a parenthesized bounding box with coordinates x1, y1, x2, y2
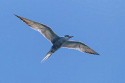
(0, 0, 125, 83)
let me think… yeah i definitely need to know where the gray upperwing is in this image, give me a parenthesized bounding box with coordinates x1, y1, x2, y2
(15, 15, 59, 44)
(62, 41, 99, 55)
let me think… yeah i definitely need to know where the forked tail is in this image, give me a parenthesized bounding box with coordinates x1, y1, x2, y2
(41, 51, 53, 62)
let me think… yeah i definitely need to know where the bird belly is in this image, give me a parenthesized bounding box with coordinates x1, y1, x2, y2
(51, 38, 68, 53)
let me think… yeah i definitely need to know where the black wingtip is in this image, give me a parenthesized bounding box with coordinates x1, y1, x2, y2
(14, 14, 22, 19)
(14, 14, 18, 17)
(94, 52, 100, 55)
(14, 14, 28, 24)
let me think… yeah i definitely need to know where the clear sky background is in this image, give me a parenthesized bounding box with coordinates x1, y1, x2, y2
(0, 0, 125, 83)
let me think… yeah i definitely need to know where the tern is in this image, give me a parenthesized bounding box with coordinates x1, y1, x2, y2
(15, 15, 99, 62)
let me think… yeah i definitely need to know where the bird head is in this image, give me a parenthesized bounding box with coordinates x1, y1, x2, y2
(64, 35, 74, 39)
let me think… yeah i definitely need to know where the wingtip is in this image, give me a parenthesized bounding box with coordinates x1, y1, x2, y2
(14, 14, 17, 16)
(91, 51, 100, 55)
(14, 14, 22, 19)
(14, 14, 19, 17)
(85, 49, 100, 55)
(14, 14, 31, 25)
(94, 52, 100, 55)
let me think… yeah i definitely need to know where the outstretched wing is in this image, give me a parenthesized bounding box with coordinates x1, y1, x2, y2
(62, 41, 99, 55)
(15, 15, 59, 44)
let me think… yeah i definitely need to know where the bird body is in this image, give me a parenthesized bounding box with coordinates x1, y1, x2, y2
(42, 36, 73, 61)
(15, 15, 99, 62)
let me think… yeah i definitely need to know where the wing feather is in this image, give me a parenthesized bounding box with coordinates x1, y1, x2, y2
(15, 15, 59, 44)
(62, 41, 99, 55)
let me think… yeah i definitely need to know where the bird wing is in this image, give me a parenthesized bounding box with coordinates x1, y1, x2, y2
(15, 15, 59, 44)
(62, 41, 99, 55)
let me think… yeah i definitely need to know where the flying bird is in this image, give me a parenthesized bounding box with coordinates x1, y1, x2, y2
(15, 15, 99, 62)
